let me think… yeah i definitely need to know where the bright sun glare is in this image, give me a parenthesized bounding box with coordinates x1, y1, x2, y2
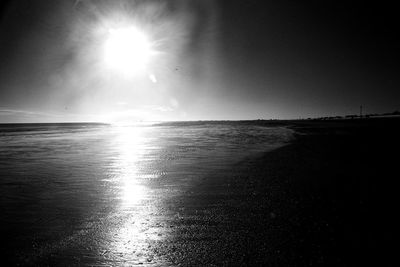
(104, 27, 151, 75)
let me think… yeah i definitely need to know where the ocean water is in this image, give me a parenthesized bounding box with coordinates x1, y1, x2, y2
(0, 122, 293, 265)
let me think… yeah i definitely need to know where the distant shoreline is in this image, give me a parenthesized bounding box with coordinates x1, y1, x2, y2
(1, 115, 399, 127)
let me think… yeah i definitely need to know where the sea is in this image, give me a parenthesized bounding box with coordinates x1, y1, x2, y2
(0, 121, 293, 265)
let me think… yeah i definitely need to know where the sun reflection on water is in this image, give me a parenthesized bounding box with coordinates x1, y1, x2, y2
(121, 181, 146, 206)
(112, 124, 149, 207)
(102, 124, 166, 264)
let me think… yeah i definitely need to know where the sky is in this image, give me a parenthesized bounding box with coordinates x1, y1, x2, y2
(0, 0, 399, 122)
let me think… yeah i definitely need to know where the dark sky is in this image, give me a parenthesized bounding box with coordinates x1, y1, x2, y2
(0, 0, 399, 122)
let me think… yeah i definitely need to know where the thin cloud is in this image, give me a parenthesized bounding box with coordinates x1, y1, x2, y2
(0, 108, 57, 117)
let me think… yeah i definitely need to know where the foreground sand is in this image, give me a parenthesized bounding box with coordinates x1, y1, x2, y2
(151, 118, 399, 266)
(2, 118, 398, 266)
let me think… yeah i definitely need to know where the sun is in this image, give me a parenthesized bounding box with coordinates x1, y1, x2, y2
(104, 26, 152, 75)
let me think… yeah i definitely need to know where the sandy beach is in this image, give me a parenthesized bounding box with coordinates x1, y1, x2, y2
(1, 0, 398, 265)
(150, 118, 399, 266)
(1, 118, 398, 266)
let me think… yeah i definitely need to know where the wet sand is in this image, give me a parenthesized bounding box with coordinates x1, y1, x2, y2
(1, 118, 399, 266)
(152, 118, 399, 266)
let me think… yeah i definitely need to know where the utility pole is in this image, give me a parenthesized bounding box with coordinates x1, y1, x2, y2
(360, 105, 363, 118)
